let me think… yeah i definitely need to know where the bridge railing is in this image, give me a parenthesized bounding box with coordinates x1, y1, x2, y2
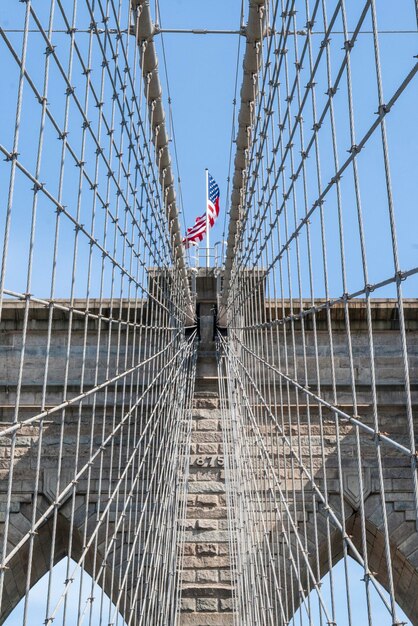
(185, 241, 227, 271)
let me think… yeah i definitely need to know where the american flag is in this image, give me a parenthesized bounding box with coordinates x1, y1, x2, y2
(183, 173, 220, 248)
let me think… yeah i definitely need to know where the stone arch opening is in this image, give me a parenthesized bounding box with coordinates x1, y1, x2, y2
(276, 508, 418, 626)
(0, 394, 155, 626)
(345, 511, 418, 623)
(0, 510, 121, 624)
(288, 552, 412, 626)
(3, 550, 128, 625)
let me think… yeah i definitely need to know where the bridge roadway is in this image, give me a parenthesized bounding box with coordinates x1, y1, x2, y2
(1, 279, 418, 623)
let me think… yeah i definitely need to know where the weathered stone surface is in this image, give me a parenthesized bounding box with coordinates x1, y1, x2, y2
(179, 613, 234, 626)
(184, 530, 229, 543)
(181, 598, 196, 612)
(182, 556, 231, 569)
(196, 569, 219, 583)
(188, 482, 225, 494)
(197, 443, 219, 454)
(196, 420, 220, 432)
(196, 543, 218, 556)
(195, 519, 218, 531)
(2, 296, 418, 625)
(182, 584, 232, 598)
(179, 274, 235, 624)
(220, 598, 234, 612)
(193, 398, 220, 410)
(181, 570, 196, 582)
(180, 390, 234, 624)
(186, 507, 228, 520)
(192, 409, 218, 420)
(196, 494, 219, 507)
(196, 598, 218, 611)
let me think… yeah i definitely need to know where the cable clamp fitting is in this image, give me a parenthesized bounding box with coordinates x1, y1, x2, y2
(377, 103, 391, 116)
(396, 270, 406, 284)
(5, 151, 19, 162)
(32, 181, 45, 193)
(348, 144, 360, 155)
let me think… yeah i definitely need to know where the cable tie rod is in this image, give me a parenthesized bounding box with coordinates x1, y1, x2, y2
(155, 28, 244, 36)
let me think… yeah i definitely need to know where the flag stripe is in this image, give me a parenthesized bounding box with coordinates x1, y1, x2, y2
(183, 173, 220, 247)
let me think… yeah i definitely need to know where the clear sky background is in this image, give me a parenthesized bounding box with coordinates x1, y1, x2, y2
(0, 0, 417, 623)
(153, 0, 418, 297)
(0, 0, 417, 298)
(152, 0, 245, 258)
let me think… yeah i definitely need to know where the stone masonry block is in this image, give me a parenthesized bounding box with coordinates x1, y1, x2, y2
(194, 398, 220, 410)
(197, 443, 219, 454)
(192, 432, 224, 443)
(195, 519, 218, 531)
(220, 570, 232, 583)
(196, 569, 219, 583)
(188, 482, 225, 494)
(186, 506, 227, 519)
(192, 409, 218, 419)
(197, 598, 218, 612)
(196, 543, 218, 556)
(220, 598, 234, 612)
(192, 470, 221, 482)
(184, 530, 228, 543)
(196, 494, 218, 508)
(181, 598, 196, 612)
(196, 420, 219, 432)
(182, 556, 230, 569)
(179, 613, 234, 626)
(181, 570, 197, 583)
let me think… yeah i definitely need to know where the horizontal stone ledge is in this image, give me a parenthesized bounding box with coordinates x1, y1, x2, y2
(191, 432, 224, 444)
(182, 556, 231, 569)
(193, 400, 220, 410)
(181, 583, 232, 598)
(179, 614, 234, 626)
(192, 409, 221, 420)
(186, 507, 228, 520)
(188, 482, 226, 494)
(183, 530, 229, 543)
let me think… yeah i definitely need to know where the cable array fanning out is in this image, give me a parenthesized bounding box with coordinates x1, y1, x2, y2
(1, 0, 418, 624)
(218, 0, 418, 624)
(0, 0, 196, 623)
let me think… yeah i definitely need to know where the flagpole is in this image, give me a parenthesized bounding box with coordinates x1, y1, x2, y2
(205, 168, 209, 269)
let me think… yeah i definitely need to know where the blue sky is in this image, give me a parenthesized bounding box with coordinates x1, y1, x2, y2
(152, 0, 245, 251)
(0, 0, 246, 298)
(0, 0, 417, 298)
(153, 0, 418, 296)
